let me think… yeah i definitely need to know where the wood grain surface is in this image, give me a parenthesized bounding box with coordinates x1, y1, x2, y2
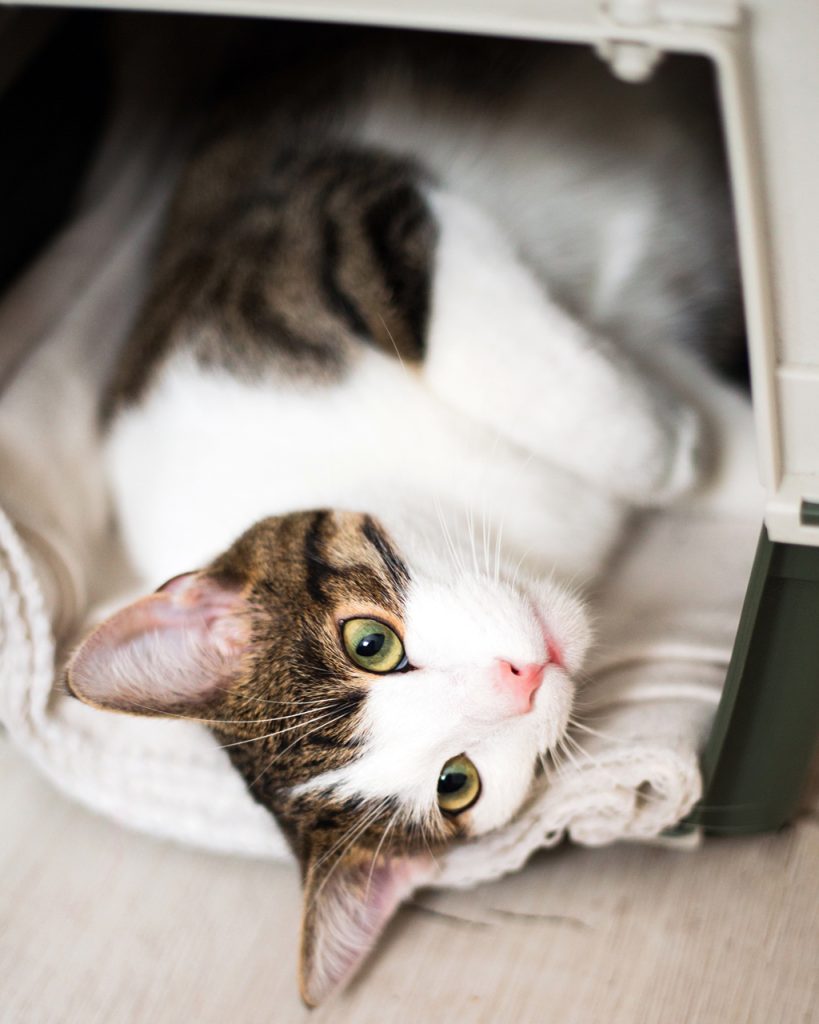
(1, 737, 816, 1024)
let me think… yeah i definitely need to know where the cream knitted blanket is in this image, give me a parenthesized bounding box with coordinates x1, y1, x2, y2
(0, 80, 764, 889)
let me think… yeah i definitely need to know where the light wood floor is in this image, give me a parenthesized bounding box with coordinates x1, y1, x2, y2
(1, 737, 816, 1024)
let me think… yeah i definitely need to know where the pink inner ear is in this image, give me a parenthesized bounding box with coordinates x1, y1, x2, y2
(300, 852, 435, 1007)
(66, 573, 250, 715)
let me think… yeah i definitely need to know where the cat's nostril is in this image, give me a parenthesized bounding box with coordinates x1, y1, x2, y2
(498, 660, 545, 687)
(495, 660, 547, 713)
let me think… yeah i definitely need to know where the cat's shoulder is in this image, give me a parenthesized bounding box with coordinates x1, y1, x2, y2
(102, 142, 438, 420)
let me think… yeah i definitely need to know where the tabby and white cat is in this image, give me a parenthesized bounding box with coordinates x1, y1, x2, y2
(66, 35, 740, 1004)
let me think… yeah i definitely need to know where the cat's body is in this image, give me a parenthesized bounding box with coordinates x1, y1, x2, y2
(68, 36, 742, 1005)
(103, 41, 736, 585)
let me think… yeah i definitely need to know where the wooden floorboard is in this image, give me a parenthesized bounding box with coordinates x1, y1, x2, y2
(1, 737, 816, 1024)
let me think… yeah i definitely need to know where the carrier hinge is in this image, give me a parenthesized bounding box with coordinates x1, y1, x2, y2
(597, 1, 742, 81)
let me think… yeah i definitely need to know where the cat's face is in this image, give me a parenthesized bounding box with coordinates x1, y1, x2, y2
(66, 509, 590, 1004)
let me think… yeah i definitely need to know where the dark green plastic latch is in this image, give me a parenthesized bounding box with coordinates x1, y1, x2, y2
(800, 500, 819, 527)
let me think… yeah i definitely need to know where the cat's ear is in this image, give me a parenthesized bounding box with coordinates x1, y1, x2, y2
(65, 572, 251, 716)
(298, 844, 435, 1006)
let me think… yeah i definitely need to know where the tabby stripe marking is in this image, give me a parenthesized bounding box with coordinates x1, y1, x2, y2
(304, 511, 336, 604)
(319, 208, 374, 342)
(361, 515, 410, 594)
(364, 183, 433, 360)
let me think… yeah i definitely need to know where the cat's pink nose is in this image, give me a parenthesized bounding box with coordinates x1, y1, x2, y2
(496, 660, 546, 714)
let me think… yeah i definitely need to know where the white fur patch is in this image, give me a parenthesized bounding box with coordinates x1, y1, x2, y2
(423, 189, 700, 505)
(106, 349, 624, 587)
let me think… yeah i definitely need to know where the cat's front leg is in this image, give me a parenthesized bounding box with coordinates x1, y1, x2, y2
(422, 191, 702, 506)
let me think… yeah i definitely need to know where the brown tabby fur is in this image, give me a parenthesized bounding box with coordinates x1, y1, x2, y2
(66, 508, 463, 1002)
(191, 510, 462, 860)
(103, 133, 437, 415)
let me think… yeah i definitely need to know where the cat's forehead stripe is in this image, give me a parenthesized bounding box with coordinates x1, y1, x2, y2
(303, 510, 342, 605)
(302, 510, 410, 613)
(360, 515, 410, 593)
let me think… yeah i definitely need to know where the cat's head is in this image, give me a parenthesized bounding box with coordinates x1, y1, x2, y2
(66, 509, 590, 1004)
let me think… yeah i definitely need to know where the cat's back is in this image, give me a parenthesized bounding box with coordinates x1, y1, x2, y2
(104, 35, 737, 414)
(102, 35, 734, 583)
(102, 37, 737, 411)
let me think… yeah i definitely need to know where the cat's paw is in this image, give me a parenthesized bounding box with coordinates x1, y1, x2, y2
(628, 402, 704, 507)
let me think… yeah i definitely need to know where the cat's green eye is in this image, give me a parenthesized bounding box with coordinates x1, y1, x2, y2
(341, 618, 407, 674)
(437, 754, 481, 815)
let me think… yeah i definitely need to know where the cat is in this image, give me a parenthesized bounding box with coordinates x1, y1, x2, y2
(65, 32, 742, 1005)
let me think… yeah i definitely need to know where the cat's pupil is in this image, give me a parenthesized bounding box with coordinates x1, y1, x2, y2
(438, 770, 467, 795)
(356, 633, 384, 658)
